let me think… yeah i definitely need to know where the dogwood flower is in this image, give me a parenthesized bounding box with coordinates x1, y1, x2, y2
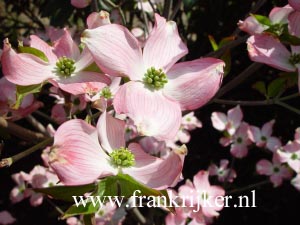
(247, 11, 300, 89)
(248, 120, 282, 152)
(238, 4, 293, 35)
(256, 153, 292, 187)
(2, 28, 110, 96)
(178, 170, 225, 218)
(49, 111, 186, 189)
(291, 173, 300, 191)
(81, 13, 224, 140)
(208, 159, 237, 183)
(220, 122, 252, 158)
(277, 140, 300, 172)
(211, 105, 242, 136)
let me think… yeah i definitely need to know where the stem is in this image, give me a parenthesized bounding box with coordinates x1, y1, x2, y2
(170, 0, 182, 20)
(91, 0, 99, 12)
(138, 0, 150, 35)
(227, 180, 270, 195)
(214, 62, 263, 99)
(163, 0, 172, 19)
(26, 115, 49, 136)
(206, 35, 249, 58)
(0, 117, 45, 143)
(147, 0, 157, 13)
(45, 197, 64, 216)
(276, 101, 300, 116)
(213, 99, 275, 106)
(33, 110, 58, 126)
(0, 137, 53, 168)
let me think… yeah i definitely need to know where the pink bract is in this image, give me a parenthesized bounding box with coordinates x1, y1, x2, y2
(82, 13, 224, 140)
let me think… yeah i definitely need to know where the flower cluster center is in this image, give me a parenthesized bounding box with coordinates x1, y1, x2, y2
(100, 87, 112, 99)
(143, 67, 168, 89)
(110, 147, 135, 168)
(289, 53, 300, 66)
(56, 56, 76, 77)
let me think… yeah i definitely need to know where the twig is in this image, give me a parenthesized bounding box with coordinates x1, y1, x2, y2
(128, 207, 147, 225)
(0, 117, 45, 143)
(103, 0, 127, 25)
(275, 101, 300, 116)
(214, 62, 263, 99)
(138, 0, 150, 35)
(0, 137, 53, 168)
(163, 0, 173, 19)
(91, 0, 99, 12)
(227, 180, 270, 195)
(170, 0, 182, 20)
(26, 115, 49, 136)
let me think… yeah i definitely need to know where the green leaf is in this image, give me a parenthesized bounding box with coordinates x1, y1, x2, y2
(279, 71, 298, 88)
(13, 84, 43, 109)
(252, 81, 267, 96)
(34, 183, 96, 202)
(18, 46, 49, 62)
(251, 14, 271, 26)
(267, 77, 286, 98)
(208, 35, 219, 51)
(280, 33, 300, 46)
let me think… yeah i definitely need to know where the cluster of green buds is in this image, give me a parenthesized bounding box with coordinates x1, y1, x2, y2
(143, 67, 168, 89)
(56, 56, 76, 77)
(110, 147, 135, 168)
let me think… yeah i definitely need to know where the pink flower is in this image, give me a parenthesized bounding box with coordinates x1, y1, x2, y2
(71, 0, 91, 8)
(10, 171, 31, 204)
(208, 159, 236, 183)
(256, 153, 292, 187)
(82, 14, 224, 140)
(0, 77, 42, 121)
(220, 122, 252, 158)
(49, 111, 186, 189)
(27, 165, 59, 207)
(277, 141, 300, 172)
(238, 4, 293, 35)
(248, 120, 282, 152)
(139, 136, 167, 156)
(2, 29, 110, 96)
(178, 171, 225, 218)
(246, 11, 300, 89)
(0, 211, 16, 225)
(211, 105, 242, 136)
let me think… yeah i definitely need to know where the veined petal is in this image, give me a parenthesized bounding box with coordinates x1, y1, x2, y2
(163, 58, 224, 110)
(2, 39, 55, 85)
(53, 29, 80, 60)
(113, 82, 182, 140)
(247, 34, 295, 72)
(289, 0, 300, 10)
(82, 25, 144, 80)
(29, 35, 57, 63)
(55, 71, 110, 95)
(97, 111, 126, 153)
(74, 47, 94, 72)
(125, 143, 185, 189)
(143, 14, 188, 72)
(49, 119, 113, 185)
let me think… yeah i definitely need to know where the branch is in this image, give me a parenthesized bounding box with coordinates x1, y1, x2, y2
(0, 117, 46, 143)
